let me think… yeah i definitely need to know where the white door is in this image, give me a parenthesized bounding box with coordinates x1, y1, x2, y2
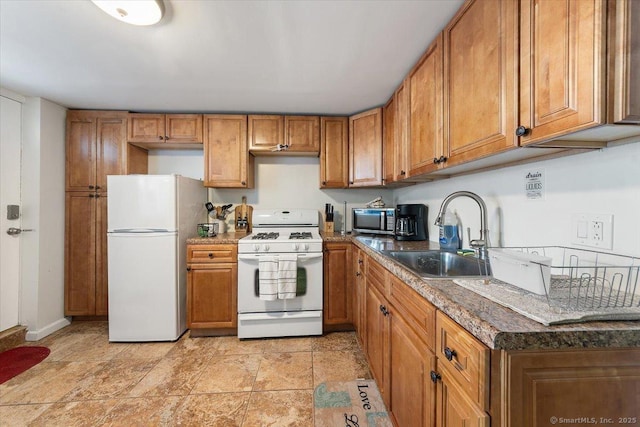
(0, 94, 23, 332)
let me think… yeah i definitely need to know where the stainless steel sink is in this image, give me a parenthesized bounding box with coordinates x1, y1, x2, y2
(380, 250, 491, 278)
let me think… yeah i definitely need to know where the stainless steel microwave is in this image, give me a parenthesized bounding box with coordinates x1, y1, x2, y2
(352, 208, 395, 235)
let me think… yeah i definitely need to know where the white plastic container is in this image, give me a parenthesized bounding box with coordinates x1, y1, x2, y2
(488, 248, 552, 295)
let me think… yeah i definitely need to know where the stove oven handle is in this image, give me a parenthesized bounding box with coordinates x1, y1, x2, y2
(237, 253, 324, 262)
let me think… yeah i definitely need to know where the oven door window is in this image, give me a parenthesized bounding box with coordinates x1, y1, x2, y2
(253, 267, 307, 297)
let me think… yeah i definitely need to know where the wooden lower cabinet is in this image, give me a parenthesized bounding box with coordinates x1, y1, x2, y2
(186, 244, 238, 333)
(352, 246, 366, 346)
(323, 242, 353, 331)
(65, 192, 108, 316)
(365, 281, 390, 407)
(436, 369, 489, 427)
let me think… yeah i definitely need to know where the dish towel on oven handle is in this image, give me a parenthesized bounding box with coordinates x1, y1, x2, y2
(258, 256, 278, 301)
(278, 254, 298, 299)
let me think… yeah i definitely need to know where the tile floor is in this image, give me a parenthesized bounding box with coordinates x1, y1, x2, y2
(0, 322, 372, 426)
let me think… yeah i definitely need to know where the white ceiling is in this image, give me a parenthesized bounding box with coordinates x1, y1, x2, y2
(0, 0, 463, 115)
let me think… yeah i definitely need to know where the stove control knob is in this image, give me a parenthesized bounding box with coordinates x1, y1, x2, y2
(303, 243, 309, 251)
(264, 244, 270, 251)
(254, 244, 260, 251)
(292, 243, 299, 251)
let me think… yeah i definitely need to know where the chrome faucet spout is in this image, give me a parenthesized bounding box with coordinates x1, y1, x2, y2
(435, 191, 489, 257)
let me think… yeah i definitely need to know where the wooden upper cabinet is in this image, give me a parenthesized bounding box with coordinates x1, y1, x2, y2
(394, 79, 410, 182)
(382, 96, 396, 185)
(128, 113, 203, 147)
(349, 108, 383, 187)
(66, 110, 128, 193)
(284, 116, 320, 155)
(320, 116, 349, 188)
(443, 0, 518, 166)
(519, 0, 606, 146)
(203, 115, 254, 188)
(409, 34, 444, 176)
(608, 0, 640, 124)
(248, 115, 284, 152)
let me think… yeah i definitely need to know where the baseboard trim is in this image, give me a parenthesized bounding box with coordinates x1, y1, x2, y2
(25, 317, 71, 341)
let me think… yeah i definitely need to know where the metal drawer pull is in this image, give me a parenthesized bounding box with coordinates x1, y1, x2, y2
(430, 371, 441, 383)
(444, 347, 457, 361)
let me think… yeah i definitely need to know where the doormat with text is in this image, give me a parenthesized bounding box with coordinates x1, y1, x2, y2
(314, 379, 392, 427)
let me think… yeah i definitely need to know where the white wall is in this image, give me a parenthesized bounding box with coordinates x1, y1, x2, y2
(148, 151, 394, 232)
(395, 142, 640, 257)
(21, 97, 69, 340)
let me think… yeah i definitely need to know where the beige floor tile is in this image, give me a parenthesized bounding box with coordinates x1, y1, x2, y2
(312, 350, 371, 387)
(61, 359, 157, 401)
(212, 336, 266, 355)
(0, 403, 51, 427)
(114, 341, 177, 360)
(46, 333, 128, 362)
(27, 399, 119, 427)
(243, 390, 313, 427)
(0, 361, 104, 404)
(253, 352, 313, 391)
(127, 356, 208, 398)
(190, 354, 261, 394)
(0, 361, 68, 402)
(164, 335, 220, 360)
(100, 396, 184, 426)
(312, 332, 359, 352)
(173, 392, 250, 427)
(263, 336, 313, 353)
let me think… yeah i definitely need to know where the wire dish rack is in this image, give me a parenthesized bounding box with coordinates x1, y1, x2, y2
(491, 246, 640, 311)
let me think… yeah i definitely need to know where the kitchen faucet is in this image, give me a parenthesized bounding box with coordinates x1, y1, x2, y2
(435, 191, 489, 258)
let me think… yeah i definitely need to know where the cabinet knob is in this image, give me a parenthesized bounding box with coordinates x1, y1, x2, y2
(95, 185, 101, 190)
(88, 185, 95, 189)
(400, 170, 406, 175)
(186, 266, 191, 272)
(355, 272, 361, 277)
(349, 181, 354, 185)
(444, 347, 457, 361)
(430, 371, 441, 383)
(158, 135, 164, 140)
(358, 259, 363, 265)
(438, 155, 448, 164)
(165, 135, 169, 140)
(433, 157, 439, 164)
(208, 253, 214, 258)
(379, 305, 389, 316)
(515, 126, 530, 137)
(88, 194, 95, 198)
(95, 194, 101, 198)
(322, 181, 326, 185)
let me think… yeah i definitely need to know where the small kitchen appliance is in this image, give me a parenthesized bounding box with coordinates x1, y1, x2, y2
(107, 174, 206, 342)
(237, 209, 323, 339)
(394, 204, 428, 241)
(352, 207, 395, 235)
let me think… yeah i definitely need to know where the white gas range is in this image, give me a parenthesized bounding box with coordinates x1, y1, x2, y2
(237, 209, 323, 339)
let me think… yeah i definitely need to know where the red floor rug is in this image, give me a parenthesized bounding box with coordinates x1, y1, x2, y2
(0, 346, 50, 384)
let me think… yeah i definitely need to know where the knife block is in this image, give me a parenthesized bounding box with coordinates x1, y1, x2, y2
(324, 220, 334, 234)
(234, 205, 253, 233)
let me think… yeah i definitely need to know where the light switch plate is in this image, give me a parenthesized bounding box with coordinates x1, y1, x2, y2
(571, 213, 614, 250)
(7, 205, 19, 220)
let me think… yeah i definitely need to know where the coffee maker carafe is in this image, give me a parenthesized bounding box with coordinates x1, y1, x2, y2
(394, 204, 428, 241)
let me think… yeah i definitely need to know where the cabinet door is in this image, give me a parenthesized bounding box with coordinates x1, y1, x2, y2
(127, 114, 165, 143)
(349, 108, 383, 187)
(520, 0, 606, 145)
(65, 192, 97, 315)
(165, 114, 203, 143)
(365, 283, 390, 407)
(352, 247, 366, 346)
(203, 115, 253, 188)
(409, 35, 444, 176)
(284, 116, 320, 154)
(248, 115, 284, 152)
(436, 371, 489, 427)
(444, 0, 518, 166)
(320, 117, 348, 188)
(66, 112, 96, 192)
(95, 194, 108, 316)
(394, 79, 409, 181)
(382, 96, 396, 185)
(187, 263, 238, 329)
(389, 310, 436, 427)
(323, 243, 353, 330)
(96, 114, 127, 192)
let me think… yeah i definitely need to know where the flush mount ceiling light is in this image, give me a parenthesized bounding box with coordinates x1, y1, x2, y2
(91, 0, 164, 26)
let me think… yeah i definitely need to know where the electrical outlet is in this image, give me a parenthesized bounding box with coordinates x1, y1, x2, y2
(571, 213, 613, 250)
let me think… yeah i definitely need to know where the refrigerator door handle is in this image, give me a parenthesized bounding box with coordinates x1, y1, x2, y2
(110, 228, 171, 233)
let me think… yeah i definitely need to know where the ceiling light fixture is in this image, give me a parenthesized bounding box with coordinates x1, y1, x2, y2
(91, 0, 164, 26)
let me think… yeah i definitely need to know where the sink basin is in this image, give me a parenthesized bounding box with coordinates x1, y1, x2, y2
(380, 250, 491, 278)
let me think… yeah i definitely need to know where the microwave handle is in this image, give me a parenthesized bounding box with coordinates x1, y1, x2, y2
(381, 211, 386, 230)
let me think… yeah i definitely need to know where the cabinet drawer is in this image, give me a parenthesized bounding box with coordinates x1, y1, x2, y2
(366, 257, 388, 294)
(388, 275, 436, 351)
(187, 245, 237, 263)
(436, 312, 490, 410)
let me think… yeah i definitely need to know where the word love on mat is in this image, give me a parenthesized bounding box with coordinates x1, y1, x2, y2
(314, 379, 392, 427)
(0, 346, 50, 384)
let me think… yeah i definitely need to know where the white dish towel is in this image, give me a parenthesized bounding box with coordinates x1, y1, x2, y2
(277, 254, 298, 299)
(258, 256, 278, 301)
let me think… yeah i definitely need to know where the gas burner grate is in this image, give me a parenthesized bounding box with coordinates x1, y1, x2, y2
(289, 232, 313, 240)
(252, 232, 280, 240)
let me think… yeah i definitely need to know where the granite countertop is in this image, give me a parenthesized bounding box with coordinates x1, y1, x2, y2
(351, 236, 640, 351)
(186, 232, 245, 245)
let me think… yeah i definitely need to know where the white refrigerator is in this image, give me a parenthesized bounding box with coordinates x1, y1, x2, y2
(107, 175, 206, 342)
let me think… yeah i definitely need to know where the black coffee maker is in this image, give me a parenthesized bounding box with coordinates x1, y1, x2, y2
(394, 204, 428, 241)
